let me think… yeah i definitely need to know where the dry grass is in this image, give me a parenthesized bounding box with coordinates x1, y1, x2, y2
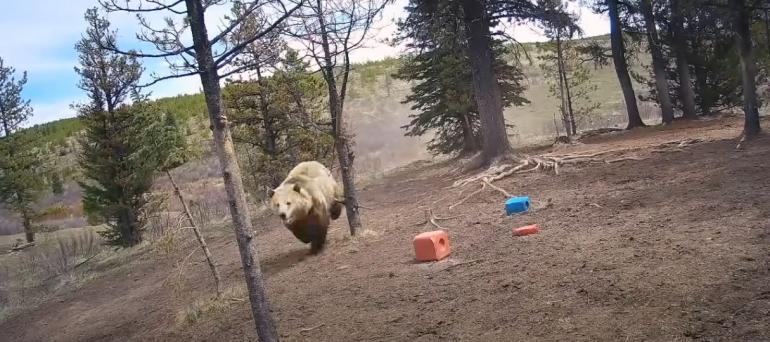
(175, 285, 247, 326)
(0, 228, 105, 321)
(0, 226, 169, 323)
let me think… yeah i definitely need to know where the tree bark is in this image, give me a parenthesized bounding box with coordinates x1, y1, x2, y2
(731, 0, 761, 137)
(555, 35, 572, 137)
(183, 1, 278, 340)
(557, 37, 577, 135)
(115, 204, 140, 246)
(640, 0, 675, 124)
(461, 0, 514, 164)
(22, 209, 33, 243)
(167, 170, 223, 298)
(608, 0, 645, 129)
(316, 0, 362, 235)
(692, 50, 711, 115)
(670, 0, 698, 119)
(460, 112, 478, 152)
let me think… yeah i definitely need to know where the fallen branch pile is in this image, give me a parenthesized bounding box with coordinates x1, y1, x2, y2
(444, 138, 704, 208)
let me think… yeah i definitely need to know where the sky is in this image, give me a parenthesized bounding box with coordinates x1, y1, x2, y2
(0, 0, 609, 127)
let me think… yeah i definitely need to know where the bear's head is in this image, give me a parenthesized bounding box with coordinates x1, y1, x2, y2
(268, 183, 312, 225)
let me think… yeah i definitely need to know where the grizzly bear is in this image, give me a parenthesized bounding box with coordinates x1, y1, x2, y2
(269, 161, 344, 254)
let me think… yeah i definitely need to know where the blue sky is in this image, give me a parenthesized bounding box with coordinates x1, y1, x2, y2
(0, 0, 609, 127)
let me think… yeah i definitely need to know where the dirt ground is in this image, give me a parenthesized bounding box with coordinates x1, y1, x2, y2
(2, 116, 769, 342)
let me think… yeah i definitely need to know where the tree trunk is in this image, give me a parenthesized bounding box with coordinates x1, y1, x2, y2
(22, 209, 33, 243)
(692, 50, 712, 115)
(459, 112, 478, 152)
(640, 0, 675, 124)
(183, 1, 278, 340)
(555, 35, 572, 137)
(117, 206, 141, 246)
(167, 170, 223, 298)
(690, 35, 713, 115)
(334, 134, 362, 235)
(316, 0, 362, 235)
(608, 0, 645, 129)
(670, 0, 698, 120)
(731, 0, 761, 137)
(559, 50, 577, 135)
(564, 81, 577, 135)
(461, 0, 513, 164)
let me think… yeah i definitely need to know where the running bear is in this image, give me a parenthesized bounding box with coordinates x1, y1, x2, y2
(269, 161, 344, 254)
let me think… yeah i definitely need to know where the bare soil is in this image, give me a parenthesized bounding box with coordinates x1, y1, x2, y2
(2, 116, 769, 342)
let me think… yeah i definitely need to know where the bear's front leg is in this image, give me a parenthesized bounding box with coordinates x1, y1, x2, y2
(288, 224, 312, 244)
(329, 201, 343, 220)
(308, 223, 329, 255)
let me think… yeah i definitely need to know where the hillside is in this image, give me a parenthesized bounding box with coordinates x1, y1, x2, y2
(1, 34, 655, 234)
(2, 117, 769, 341)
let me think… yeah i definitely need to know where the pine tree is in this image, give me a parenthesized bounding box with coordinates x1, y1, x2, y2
(0, 57, 44, 242)
(75, 8, 163, 246)
(537, 1, 600, 137)
(638, 0, 675, 123)
(49, 171, 64, 195)
(633, 2, 745, 117)
(225, 47, 333, 198)
(95, 1, 303, 336)
(730, 0, 761, 137)
(394, 0, 527, 156)
(606, 0, 646, 128)
(538, 38, 600, 137)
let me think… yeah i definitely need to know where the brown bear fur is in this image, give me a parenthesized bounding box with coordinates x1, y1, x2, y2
(269, 161, 343, 254)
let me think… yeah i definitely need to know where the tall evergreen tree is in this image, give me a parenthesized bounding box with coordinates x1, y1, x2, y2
(605, 0, 646, 128)
(75, 8, 163, 246)
(634, 1, 747, 117)
(684, 6, 743, 115)
(538, 39, 601, 137)
(444, 0, 579, 165)
(669, 0, 698, 119)
(730, 0, 761, 137)
(537, 0, 600, 137)
(638, 0, 675, 123)
(394, 0, 527, 156)
(461, 0, 515, 163)
(0, 57, 44, 242)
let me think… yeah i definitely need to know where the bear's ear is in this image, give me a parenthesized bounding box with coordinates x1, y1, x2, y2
(267, 188, 275, 198)
(293, 183, 301, 193)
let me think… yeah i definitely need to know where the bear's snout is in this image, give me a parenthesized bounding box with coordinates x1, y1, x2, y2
(279, 213, 287, 220)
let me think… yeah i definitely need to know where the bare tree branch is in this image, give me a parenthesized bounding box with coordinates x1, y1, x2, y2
(99, 0, 187, 14)
(140, 70, 199, 87)
(214, 0, 304, 67)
